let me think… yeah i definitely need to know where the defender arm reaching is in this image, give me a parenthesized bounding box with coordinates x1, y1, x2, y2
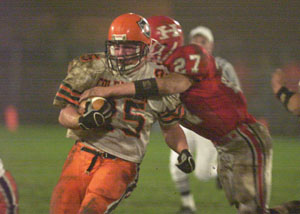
(80, 73, 192, 101)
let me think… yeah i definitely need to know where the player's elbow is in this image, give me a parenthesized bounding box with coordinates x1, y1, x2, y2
(159, 82, 181, 94)
(58, 111, 66, 127)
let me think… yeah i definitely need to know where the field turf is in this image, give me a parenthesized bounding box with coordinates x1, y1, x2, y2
(0, 124, 299, 214)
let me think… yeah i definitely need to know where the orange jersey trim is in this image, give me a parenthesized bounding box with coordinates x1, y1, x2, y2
(60, 85, 81, 98)
(56, 92, 80, 106)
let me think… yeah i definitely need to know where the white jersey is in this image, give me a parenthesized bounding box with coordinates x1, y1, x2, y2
(0, 158, 4, 177)
(215, 56, 241, 91)
(54, 53, 183, 163)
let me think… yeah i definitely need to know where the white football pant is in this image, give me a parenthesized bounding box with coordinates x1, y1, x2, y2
(170, 125, 218, 182)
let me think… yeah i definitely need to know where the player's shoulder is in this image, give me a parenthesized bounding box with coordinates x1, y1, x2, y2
(140, 61, 169, 79)
(165, 44, 215, 76)
(64, 52, 107, 91)
(167, 44, 210, 63)
(68, 52, 107, 74)
(215, 56, 233, 67)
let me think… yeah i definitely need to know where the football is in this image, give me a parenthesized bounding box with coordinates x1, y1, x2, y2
(79, 97, 107, 115)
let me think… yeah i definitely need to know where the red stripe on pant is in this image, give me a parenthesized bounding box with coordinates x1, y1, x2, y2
(238, 124, 266, 212)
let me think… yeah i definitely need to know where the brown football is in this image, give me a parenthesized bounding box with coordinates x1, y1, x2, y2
(79, 97, 106, 114)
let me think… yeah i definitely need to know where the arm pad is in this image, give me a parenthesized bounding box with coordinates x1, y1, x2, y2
(134, 78, 159, 98)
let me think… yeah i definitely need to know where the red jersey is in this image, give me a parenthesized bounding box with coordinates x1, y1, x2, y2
(164, 44, 256, 142)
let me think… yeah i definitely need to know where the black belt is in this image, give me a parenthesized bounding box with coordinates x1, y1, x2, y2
(81, 146, 116, 174)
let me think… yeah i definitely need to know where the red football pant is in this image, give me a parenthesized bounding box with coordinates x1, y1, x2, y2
(50, 142, 138, 214)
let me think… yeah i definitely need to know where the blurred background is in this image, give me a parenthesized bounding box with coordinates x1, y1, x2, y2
(1, 0, 300, 135)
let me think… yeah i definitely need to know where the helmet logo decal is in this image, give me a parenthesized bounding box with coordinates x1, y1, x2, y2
(137, 18, 150, 38)
(112, 34, 127, 41)
(157, 24, 180, 40)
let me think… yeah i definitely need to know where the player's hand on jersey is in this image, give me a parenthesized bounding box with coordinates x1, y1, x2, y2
(78, 99, 113, 130)
(176, 149, 195, 173)
(271, 68, 286, 94)
(80, 86, 107, 102)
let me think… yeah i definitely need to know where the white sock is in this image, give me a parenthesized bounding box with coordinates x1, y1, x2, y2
(181, 193, 196, 211)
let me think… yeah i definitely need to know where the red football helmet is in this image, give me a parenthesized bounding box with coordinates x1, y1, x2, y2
(106, 13, 151, 74)
(147, 16, 184, 64)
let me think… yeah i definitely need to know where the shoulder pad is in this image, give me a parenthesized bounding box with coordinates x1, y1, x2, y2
(66, 52, 107, 92)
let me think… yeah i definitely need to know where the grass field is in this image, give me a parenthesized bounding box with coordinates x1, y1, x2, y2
(0, 124, 300, 214)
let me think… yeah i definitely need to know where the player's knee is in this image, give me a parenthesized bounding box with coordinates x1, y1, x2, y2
(80, 191, 119, 214)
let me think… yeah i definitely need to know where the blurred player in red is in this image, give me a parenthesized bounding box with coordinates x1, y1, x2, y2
(81, 16, 300, 214)
(51, 13, 194, 214)
(0, 158, 18, 214)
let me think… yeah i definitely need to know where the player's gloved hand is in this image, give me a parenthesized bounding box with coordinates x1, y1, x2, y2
(78, 99, 113, 130)
(176, 149, 195, 173)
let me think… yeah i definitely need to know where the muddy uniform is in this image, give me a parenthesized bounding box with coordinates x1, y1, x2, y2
(169, 55, 242, 185)
(51, 53, 184, 214)
(164, 44, 272, 213)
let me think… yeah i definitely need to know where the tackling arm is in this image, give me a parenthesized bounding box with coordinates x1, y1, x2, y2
(80, 73, 192, 101)
(155, 73, 193, 95)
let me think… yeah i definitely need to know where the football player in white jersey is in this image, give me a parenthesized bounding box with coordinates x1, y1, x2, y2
(51, 13, 195, 214)
(0, 158, 18, 214)
(169, 25, 242, 214)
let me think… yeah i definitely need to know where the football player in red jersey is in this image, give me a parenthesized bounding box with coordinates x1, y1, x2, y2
(0, 158, 18, 214)
(169, 25, 244, 214)
(80, 15, 300, 214)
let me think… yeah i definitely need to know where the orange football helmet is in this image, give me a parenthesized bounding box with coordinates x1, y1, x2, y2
(106, 13, 151, 74)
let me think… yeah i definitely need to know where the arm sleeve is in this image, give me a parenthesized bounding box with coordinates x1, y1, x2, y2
(53, 56, 101, 108)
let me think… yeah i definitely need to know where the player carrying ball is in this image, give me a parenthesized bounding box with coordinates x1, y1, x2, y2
(51, 13, 194, 214)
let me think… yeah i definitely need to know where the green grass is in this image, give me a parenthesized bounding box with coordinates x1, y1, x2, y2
(0, 125, 299, 214)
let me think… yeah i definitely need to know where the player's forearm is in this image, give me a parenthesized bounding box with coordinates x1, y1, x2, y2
(58, 105, 81, 129)
(133, 73, 192, 98)
(80, 84, 136, 102)
(107, 83, 136, 97)
(161, 123, 188, 154)
(156, 73, 192, 95)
